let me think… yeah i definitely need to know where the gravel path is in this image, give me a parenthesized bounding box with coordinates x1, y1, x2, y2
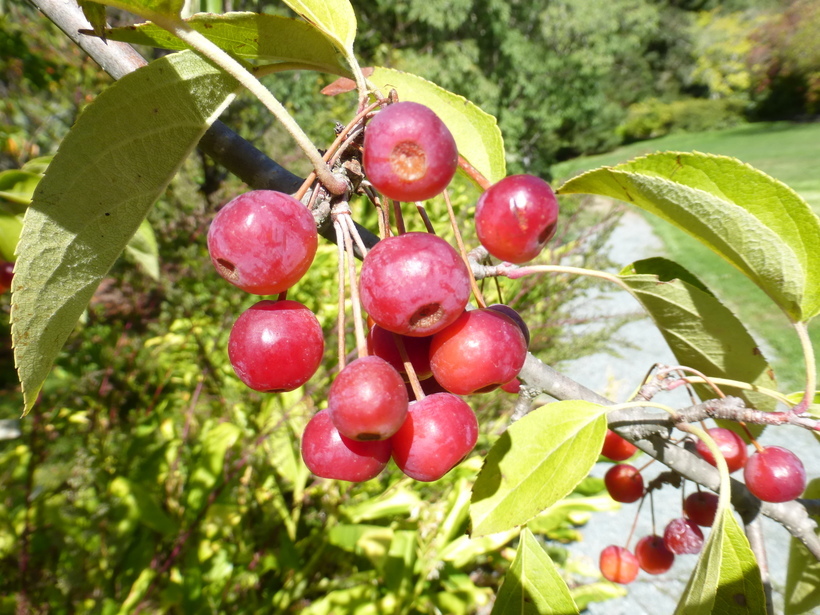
(556, 209, 819, 614)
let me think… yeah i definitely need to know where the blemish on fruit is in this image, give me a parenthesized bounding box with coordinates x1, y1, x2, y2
(390, 141, 427, 182)
(409, 303, 443, 329)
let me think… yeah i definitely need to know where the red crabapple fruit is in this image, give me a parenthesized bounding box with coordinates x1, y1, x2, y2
(429, 308, 528, 395)
(301, 410, 391, 482)
(695, 427, 747, 473)
(599, 546, 639, 584)
(474, 174, 559, 263)
(635, 535, 675, 574)
(0, 261, 13, 293)
(744, 445, 806, 503)
(683, 491, 719, 527)
(359, 232, 471, 337)
(228, 300, 324, 392)
(604, 464, 644, 503)
(485, 303, 530, 346)
(663, 518, 704, 554)
(207, 190, 318, 295)
(327, 356, 409, 441)
(601, 429, 638, 461)
(363, 101, 458, 202)
(390, 393, 478, 482)
(366, 324, 433, 381)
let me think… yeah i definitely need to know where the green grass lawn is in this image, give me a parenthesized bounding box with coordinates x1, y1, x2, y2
(551, 122, 820, 391)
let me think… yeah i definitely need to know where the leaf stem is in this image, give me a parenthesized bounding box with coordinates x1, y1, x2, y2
(792, 321, 817, 414)
(150, 13, 346, 195)
(677, 423, 731, 512)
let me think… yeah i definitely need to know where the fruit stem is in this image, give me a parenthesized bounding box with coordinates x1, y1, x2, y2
(625, 494, 646, 550)
(334, 219, 348, 372)
(415, 202, 436, 234)
(791, 320, 817, 414)
(457, 155, 491, 191)
(444, 190, 486, 308)
(392, 333, 425, 401)
(674, 376, 793, 406)
(657, 365, 726, 399)
(504, 264, 634, 295)
(150, 13, 347, 196)
(677, 423, 732, 513)
(392, 199, 406, 235)
(340, 214, 368, 357)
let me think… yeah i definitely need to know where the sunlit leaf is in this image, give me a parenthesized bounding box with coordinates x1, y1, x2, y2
(12, 50, 238, 415)
(78, 0, 108, 38)
(470, 400, 607, 537)
(124, 219, 160, 280)
(784, 478, 820, 615)
(92, 0, 184, 18)
(368, 67, 506, 187)
(102, 13, 350, 76)
(620, 257, 777, 436)
(185, 422, 241, 516)
(675, 506, 766, 614)
(491, 529, 579, 615)
(280, 0, 357, 55)
(109, 476, 178, 535)
(559, 153, 820, 322)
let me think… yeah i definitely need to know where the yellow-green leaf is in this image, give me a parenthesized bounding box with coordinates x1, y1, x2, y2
(280, 0, 356, 55)
(368, 67, 506, 187)
(784, 478, 820, 615)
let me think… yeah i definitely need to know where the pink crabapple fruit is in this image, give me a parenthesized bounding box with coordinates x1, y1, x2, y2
(695, 427, 748, 473)
(474, 174, 559, 263)
(327, 356, 409, 441)
(429, 307, 528, 395)
(207, 190, 318, 295)
(362, 101, 458, 202)
(599, 545, 639, 584)
(228, 300, 324, 392)
(0, 261, 13, 293)
(301, 410, 391, 482)
(359, 232, 471, 337)
(601, 429, 638, 462)
(390, 392, 478, 482)
(604, 464, 644, 503)
(744, 445, 806, 503)
(663, 518, 704, 555)
(635, 535, 675, 574)
(366, 324, 433, 381)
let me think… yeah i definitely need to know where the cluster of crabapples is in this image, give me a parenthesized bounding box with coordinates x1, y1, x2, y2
(597, 427, 807, 584)
(206, 101, 559, 483)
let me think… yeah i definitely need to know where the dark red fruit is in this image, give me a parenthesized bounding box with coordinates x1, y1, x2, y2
(429, 308, 528, 395)
(695, 428, 748, 473)
(366, 324, 433, 381)
(601, 429, 638, 462)
(363, 101, 458, 202)
(390, 393, 478, 482)
(301, 410, 391, 482)
(683, 491, 719, 527)
(663, 518, 704, 554)
(228, 300, 324, 392)
(744, 445, 806, 503)
(635, 535, 675, 574)
(0, 261, 13, 293)
(474, 174, 559, 263)
(599, 545, 639, 584)
(501, 378, 521, 394)
(359, 233, 471, 337)
(327, 356, 408, 441)
(604, 464, 644, 503)
(207, 190, 318, 295)
(485, 303, 530, 346)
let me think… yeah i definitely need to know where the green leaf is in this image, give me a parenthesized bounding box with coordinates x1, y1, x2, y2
(368, 67, 506, 187)
(0, 213, 23, 263)
(103, 13, 351, 76)
(491, 529, 579, 615)
(570, 582, 626, 611)
(78, 0, 108, 38)
(470, 401, 608, 537)
(12, 50, 238, 415)
(280, 0, 357, 55)
(109, 476, 178, 536)
(93, 0, 184, 18)
(558, 152, 820, 322)
(124, 219, 160, 280)
(619, 257, 777, 425)
(185, 422, 241, 516)
(675, 505, 766, 614)
(526, 495, 619, 537)
(0, 170, 42, 208)
(784, 478, 820, 615)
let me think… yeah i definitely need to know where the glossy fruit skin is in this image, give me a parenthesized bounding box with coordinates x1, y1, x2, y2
(327, 356, 409, 441)
(366, 324, 433, 381)
(0, 261, 13, 293)
(359, 233, 471, 337)
(485, 303, 530, 346)
(635, 535, 675, 574)
(683, 491, 719, 527)
(601, 429, 638, 461)
(429, 308, 528, 395)
(695, 427, 748, 473)
(599, 545, 639, 584)
(604, 464, 644, 503)
(390, 393, 478, 482)
(663, 518, 704, 554)
(363, 101, 458, 202)
(474, 174, 559, 263)
(228, 300, 324, 392)
(301, 410, 391, 482)
(744, 445, 807, 503)
(207, 190, 318, 295)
